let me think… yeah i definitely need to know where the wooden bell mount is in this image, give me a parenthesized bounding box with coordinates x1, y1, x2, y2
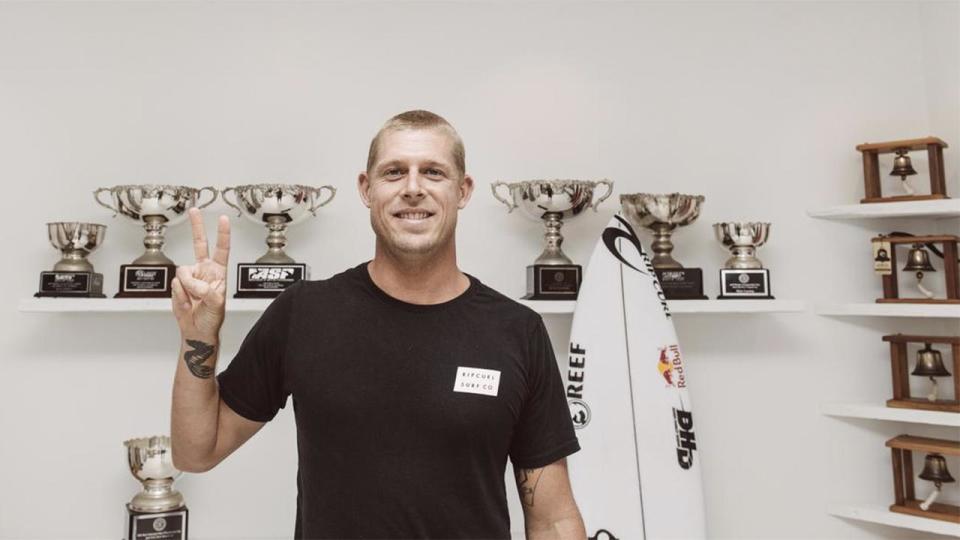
(887, 435, 960, 524)
(857, 136, 949, 203)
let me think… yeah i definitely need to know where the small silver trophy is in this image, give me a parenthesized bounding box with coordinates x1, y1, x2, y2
(714, 221, 773, 299)
(124, 435, 187, 540)
(491, 179, 613, 299)
(621, 193, 706, 299)
(95, 185, 217, 297)
(36, 222, 107, 297)
(222, 183, 336, 297)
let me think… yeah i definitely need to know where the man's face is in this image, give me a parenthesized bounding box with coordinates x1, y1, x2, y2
(359, 128, 474, 258)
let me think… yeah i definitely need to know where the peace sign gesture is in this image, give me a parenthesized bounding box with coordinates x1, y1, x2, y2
(171, 208, 231, 338)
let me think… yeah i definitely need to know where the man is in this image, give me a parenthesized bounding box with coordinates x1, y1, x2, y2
(170, 110, 586, 539)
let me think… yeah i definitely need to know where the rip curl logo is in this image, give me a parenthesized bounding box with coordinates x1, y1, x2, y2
(657, 345, 686, 389)
(603, 215, 670, 318)
(248, 267, 295, 281)
(134, 270, 158, 279)
(453, 367, 500, 397)
(602, 215, 648, 275)
(589, 529, 620, 540)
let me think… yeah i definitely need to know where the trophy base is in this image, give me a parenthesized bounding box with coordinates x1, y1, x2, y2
(654, 268, 707, 300)
(125, 504, 188, 540)
(234, 263, 308, 298)
(115, 264, 177, 298)
(35, 271, 105, 298)
(523, 264, 581, 300)
(717, 269, 774, 299)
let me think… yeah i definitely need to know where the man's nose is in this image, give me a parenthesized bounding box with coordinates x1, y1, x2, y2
(402, 170, 425, 200)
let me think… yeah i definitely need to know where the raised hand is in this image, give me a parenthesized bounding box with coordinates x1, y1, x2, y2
(171, 208, 230, 338)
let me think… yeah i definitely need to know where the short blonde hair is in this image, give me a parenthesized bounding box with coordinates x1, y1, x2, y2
(366, 110, 466, 179)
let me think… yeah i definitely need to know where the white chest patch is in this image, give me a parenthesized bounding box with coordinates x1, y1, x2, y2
(453, 366, 501, 397)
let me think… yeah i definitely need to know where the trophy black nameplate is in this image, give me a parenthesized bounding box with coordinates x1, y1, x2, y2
(116, 265, 176, 298)
(235, 263, 307, 298)
(655, 268, 707, 300)
(718, 269, 773, 299)
(126, 507, 188, 540)
(524, 264, 581, 300)
(36, 271, 105, 298)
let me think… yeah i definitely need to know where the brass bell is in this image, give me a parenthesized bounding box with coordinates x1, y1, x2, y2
(890, 148, 918, 180)
(912, 343, 951, 378)
(903, 244, 936, 273)
(919, 453, 956, 486)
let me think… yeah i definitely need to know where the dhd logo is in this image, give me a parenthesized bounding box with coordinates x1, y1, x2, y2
(248, 267, 295, 281)
(673, 408, 697, 470)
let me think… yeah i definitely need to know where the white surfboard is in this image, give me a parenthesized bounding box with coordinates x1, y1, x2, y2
(566, 214, 706, 540)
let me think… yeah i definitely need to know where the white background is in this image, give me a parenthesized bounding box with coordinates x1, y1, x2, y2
(1, 1, 958, 539)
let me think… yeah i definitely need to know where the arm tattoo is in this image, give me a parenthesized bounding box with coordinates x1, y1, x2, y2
(183, 339, 215, 379)
(516, 467, 544, 507)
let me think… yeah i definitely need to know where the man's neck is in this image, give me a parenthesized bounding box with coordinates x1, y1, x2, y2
(367, 245, 470, 305)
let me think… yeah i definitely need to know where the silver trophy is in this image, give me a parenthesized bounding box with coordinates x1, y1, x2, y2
(36, 222, 107, 297)
(491, 179, 613, 299)
(714, 221, 773, 298)
(95, 185, 217, 297)
(124, 435, 188, 539)
(221, 183, 336, 297)
(621, 193, 706, 300)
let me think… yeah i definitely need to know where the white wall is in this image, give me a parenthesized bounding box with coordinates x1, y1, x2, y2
(1, 1, 958, 539)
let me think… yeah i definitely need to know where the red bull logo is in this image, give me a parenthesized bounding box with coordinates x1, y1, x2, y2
(657, 345, 686, 388)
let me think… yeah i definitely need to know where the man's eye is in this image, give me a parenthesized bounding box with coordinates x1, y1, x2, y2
(384, 169, 403, 179)
(426, 169, 445, 178)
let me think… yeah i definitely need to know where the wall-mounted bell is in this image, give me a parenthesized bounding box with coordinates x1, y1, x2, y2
(890, 148, 918, 180)
(919, 453, 956, 486)
(912, 343, 951, 378)
(903, 244, 936, 274)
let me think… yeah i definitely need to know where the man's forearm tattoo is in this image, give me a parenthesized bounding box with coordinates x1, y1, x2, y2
(516, 467, 544, 507)
(183, 339, 215, 379)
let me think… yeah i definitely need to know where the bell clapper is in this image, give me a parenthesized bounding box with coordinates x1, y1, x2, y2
(919, 482, 942, 511)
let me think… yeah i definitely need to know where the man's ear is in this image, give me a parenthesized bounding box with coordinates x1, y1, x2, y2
(457, 174, 475, 209)
(357, 171, 371, 208)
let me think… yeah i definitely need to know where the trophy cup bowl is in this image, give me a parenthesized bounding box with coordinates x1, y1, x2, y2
(221, 183, 336, 264)
(124, 435, 184, 513)
(491, 179, 613, 265)
(714, 221, 770, 269)
(46, 222, 106, 273)
(620, 193, 704, 269)
(94, 184, 217, 266)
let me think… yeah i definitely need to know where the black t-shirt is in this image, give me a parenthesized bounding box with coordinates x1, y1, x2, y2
(216, 262, 580, 539)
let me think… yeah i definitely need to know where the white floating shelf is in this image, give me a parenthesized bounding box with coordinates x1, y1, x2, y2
(808, 199, 960, 219)
(816, 302, 960, 319)
(828, 503, 960, 537)
(821, 402, 960, 427)
(20, 297, 806, 315)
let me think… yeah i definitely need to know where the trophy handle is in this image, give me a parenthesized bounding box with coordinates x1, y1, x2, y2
(490, 181, 517, 212)
(93, 187, 118, 216)
(196, 186, 218, 209)
(308, 185, 337, 215)
(591, 179, 614, 211)
(220, 187, 243, 216)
